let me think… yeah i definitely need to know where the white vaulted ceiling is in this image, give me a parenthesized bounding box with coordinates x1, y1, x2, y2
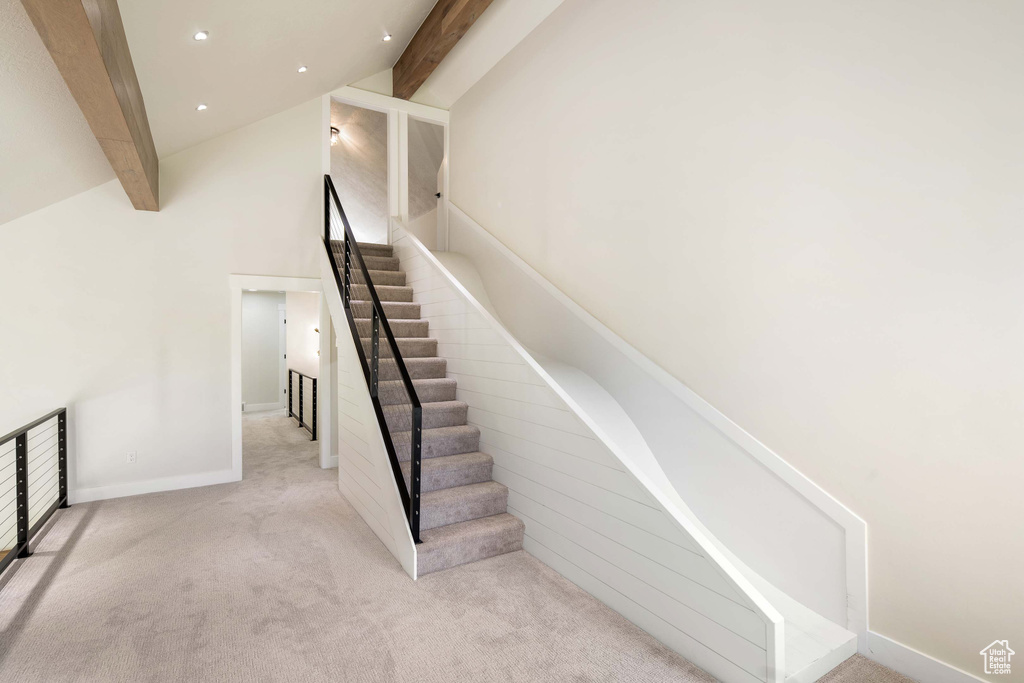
(0, 0, 115, 226)
(119, 0, 436, 157)
(0, 0, 436, 226)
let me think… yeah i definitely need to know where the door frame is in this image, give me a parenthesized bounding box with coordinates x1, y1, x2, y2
(322, 87, 450, 249)
(229, 275, 335, 475)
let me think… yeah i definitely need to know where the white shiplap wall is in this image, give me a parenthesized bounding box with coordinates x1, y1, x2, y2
(320, 246, 417, 579)
(393, 224, 783, 683)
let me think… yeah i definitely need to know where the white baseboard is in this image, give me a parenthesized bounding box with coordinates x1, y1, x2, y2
(866, 632, 984, 683)
(243, 402, 284, 412)
(70, 468, 240, 504)
(321, 455, 338, 469)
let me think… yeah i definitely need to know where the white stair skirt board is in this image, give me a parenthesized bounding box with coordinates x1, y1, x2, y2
(319, 244, 418, 579)
(392, 222, 871, 683)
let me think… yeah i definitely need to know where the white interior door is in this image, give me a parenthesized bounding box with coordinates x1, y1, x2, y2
(436, 157, 447, 249)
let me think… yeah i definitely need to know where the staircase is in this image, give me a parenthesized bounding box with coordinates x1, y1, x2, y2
(340, 240, 525, 576)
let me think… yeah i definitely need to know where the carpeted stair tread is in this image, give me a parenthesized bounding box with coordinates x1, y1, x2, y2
(335, 238, 524, 575)
(417, 513, 525, 576)
(379, 378, 457, 406)
(351, 300, 420, 320)
(350, 284, 414, 303)
(361, 337, 438, 359)
(394, 424, 480, 461)
(419, 481, 509, 531)
(401, 452, 493, 493)
(348, 269, 407, 287)
(377, 357, 446, 381)
(330, 239, 393, 256)
(358, 254, 401, 272)
(355, 318, 427, 338)
(383, 400, 468, 430)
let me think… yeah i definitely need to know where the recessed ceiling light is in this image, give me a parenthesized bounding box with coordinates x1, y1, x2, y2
(382, 34, 392, 42)
(297, 66, 308, 73)
(196, 103, 207, 111)
(194, 31, 208, 41)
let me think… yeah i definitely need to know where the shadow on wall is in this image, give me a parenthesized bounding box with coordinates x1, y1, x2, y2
(330, 100, 388, 244)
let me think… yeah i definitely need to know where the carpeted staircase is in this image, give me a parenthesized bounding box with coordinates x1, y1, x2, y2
(340, 240, 525, 576)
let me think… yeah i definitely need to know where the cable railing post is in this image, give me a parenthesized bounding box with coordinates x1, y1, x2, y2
(311, 378, 318, 441)
(344, 239, 351, 309)
(411, 405, 422, 543)
(287, 370, 293, 418)
(58, 410, 69, 508)
(298, 375, 304, 428)
(15, 433, 30, 558)
(371, 308, 380, 398)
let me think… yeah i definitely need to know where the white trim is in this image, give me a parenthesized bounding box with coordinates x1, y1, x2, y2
(243, 402, 284, 413)
(866, 632, 985, 683)
(71, 468, 238, 504)
(445, 202, 869, 643)
(229, 275, 326, 480)
(328, 86, 450, 124)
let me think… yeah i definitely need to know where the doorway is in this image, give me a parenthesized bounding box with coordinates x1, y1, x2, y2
(230, 276, 335, 478)
(407, 117, 445, 250)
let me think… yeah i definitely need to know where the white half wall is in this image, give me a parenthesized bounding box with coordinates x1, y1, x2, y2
(0, 99, 322, 499)
(446, 0, 1024, 677)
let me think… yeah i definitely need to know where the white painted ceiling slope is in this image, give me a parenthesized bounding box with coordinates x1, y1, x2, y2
(120, 0, 436, 158)
(0, 0, 115, 227)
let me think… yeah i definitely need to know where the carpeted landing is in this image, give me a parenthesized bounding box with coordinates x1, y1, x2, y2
(0, 411, 912, 682)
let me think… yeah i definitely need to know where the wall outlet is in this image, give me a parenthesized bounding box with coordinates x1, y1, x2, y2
(126, 451, 137, 464)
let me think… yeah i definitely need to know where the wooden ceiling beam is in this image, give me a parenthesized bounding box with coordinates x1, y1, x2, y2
(22, 0, 159, 211)
(393, 0, 494, 100)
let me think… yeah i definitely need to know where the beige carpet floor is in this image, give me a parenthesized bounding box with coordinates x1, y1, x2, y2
(0, 411, 911, 682)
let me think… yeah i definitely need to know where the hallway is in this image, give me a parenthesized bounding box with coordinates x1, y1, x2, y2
(0, 411, 708, 681)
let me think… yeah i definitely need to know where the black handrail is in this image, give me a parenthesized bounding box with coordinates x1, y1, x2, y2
(0, 408, 70, 580)
(323, 175, 423, 543)
(287, 369, 318, 441)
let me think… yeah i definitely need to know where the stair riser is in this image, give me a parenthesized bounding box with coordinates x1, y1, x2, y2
(346, 269, 407, 287)
(356, 319, 427, 338)
(350, 301, 420, 320)
(378, 379, 457, 406)
(377, 358, 446, 381)
(417, 515, 525, 576)
(351, 284, 413, 303)
(330, 240, 394, 256)
(383, 403, 468, 431)
(395, 427, 480, 461)
(358, 255, 401, 272)
(402, 460, 493, 494)
(361, 338, 438, 359)
(420, 488, 509, 531)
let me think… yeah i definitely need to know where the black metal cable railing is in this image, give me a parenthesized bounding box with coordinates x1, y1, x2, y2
(287, 369, 318, 440)
(0, 408, 69, 580)
(323, 175, 423, 543)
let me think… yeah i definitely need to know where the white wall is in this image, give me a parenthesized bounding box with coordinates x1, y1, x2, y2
(242, 291, 285, 406)
(329, 100, 389, 244)
(0, 99, 321, 498)
(286, 291, 321, 379)
(447, 0, 1024, 677)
